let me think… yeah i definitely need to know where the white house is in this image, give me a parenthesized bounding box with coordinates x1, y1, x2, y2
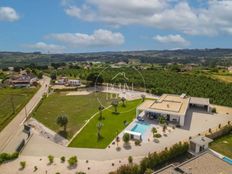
(136, 94, 211, 127)
(68, 79, 81, 86)
(228, 66, 232, 73)
(11, 75, 37, 87)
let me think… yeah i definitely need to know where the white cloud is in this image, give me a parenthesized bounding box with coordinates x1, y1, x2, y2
(26, 42, 65, 53)
(0, 7, 19, 22)
(63, 0, 232, 36)
(153, 34, 190, 46)
(47, 29, 125, 47)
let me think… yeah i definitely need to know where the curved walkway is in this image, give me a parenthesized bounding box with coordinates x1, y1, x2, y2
(22, 110, 232, 161)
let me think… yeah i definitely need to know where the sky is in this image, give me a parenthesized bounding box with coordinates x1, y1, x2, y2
(1, 0, 232, 53)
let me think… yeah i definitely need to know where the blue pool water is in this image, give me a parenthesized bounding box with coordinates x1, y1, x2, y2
(223, 156, 232, 165)
(131, 122, 149, 135)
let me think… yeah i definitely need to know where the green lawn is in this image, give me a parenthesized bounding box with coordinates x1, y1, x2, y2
(0, 87, 37, 131)
(210, 134, 232, 159)
(33, 92, 114, 139)
(69, 99, 141, 149)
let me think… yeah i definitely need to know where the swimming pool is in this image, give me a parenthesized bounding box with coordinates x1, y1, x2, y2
(131, 122, 150, 135)
(223, 156, 232, 165)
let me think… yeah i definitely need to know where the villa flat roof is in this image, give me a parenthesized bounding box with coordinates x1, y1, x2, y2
(190, 136, 213, 146)
(137, 94, 190, 116)
(190, 97, 210, 106)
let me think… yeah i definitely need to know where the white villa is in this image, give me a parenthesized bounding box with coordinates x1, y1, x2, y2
(136, 94, 211, 127)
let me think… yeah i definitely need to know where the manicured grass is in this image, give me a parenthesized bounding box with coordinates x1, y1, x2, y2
(33, 92, 113, 139)
(0, 87, 37, 131)
(69, 99, 141, 148)
(210, 134, 232, 159)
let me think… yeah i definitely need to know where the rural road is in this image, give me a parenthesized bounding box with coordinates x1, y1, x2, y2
(0, 76, 50, 152)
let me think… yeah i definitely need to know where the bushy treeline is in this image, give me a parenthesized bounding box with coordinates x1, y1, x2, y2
(110, 142, 189, 174)
(0, 152, 19, 164)
(207, 124, 232, 140)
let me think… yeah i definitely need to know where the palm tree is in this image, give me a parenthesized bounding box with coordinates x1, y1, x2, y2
(158, 116, 166, 125)
(141, 94, 145, 102)
(97, 122, 103, 140)
(121, 97, 126, 107)
(56, 114, 68, 132)
(98, 105, 104, 120)
(163, 124, 167, 133)
(111, 99, 119, 114)
(116, 136, 120, 147)
(116, 130, 120, 148)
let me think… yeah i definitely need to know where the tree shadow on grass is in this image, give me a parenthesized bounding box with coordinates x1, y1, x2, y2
(57, 130, 68, 139)
(112, 112, 120, 115)
(97, 135, 104, 142)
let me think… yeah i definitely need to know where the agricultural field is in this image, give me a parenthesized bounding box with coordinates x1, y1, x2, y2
(32, 92, 114, 139)
(210, 134, 232, 159)
(212, 75, 232, 83)
(69, 99, 141, 149)
(56, 68, 232, 107)
(0, 88, 37, 131)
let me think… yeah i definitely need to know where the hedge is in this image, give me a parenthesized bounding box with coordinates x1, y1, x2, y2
(110, 142, 189, 174)
(0, 152, 19, 164)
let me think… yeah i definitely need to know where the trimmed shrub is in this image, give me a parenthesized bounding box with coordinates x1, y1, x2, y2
(134, 139, 141, 146)
(60, 156, 65, 163)
(151, 127, 157, 134)
(68, 156, 78, 167)
(123, 133, 130, 144)
(116, 164, 140, 174)
(20, 161, 26, 169)
(112, 142, 189, 174)
(212, 107, 217, 113)
(145, 168, 153, 174)
(128, 156, 133, 164)
(48, 155, 54, 164)
(153, 133, 162, 138)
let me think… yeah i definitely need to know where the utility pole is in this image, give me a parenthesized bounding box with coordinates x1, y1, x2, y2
(10, 95, 15, 114)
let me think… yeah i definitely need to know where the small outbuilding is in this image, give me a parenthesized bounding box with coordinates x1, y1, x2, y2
(190, 97, 211, 112)
(189, 136, 213, 154)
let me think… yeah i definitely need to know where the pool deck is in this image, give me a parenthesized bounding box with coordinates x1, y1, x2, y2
(118, 119, 152, 142)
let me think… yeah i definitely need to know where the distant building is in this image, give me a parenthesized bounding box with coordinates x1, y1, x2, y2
(8, 67, 14, 71)
(0, 79, 3, 88)
(56, 77, 68, 85)
(68, 79, 81, 86)
(128, 59, 141, 65)
(117, 61, 127, 65)
(228, 66, 232, 73)
(10, 74, 37, 87)
(55, 77, 81, 86)
(181, 65, 194, 72)
(136, 94, 211, 127)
